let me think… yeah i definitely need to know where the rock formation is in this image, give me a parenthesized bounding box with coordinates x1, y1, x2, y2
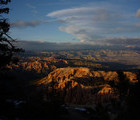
(8, 57, 68, 74)
(36, 67, 138, 104)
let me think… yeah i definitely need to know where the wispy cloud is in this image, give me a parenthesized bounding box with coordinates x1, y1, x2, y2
(47, 7, 96, 17)
(32, 10, 38, 14)
(47, 5, 140, 43)
(90, 37, 140, 46)
(26, 3, 36, 9)
(136, 8, 140, 17)
(11, 20, 49, 28)
(15, 37, 140, 51)
(26, 3, 38, 14)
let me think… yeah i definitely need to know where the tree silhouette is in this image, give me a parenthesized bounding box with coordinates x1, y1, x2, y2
(0, 0, 23, 68)
(117, 71, 130, 99)
(127, 70, 140, 120)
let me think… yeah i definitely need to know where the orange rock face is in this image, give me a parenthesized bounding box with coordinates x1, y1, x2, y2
(6, 57, 139, 104)
(37, 67, 138, 104)
(8, 57, 69, 74)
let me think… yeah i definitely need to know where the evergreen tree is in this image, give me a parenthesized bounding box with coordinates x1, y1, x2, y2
(0, 0, 23, 68)
(117, 71, 129, 99)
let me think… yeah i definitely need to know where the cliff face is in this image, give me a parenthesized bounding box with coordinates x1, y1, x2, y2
(8, 57, 68, 74)
(37, 67, 138, 104)
(37, 67, 137, 85)
(5, 57, 138, 104)
(37, 67, 91, 85)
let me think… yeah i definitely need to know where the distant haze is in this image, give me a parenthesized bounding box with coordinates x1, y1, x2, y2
(15, 37, 140, 51)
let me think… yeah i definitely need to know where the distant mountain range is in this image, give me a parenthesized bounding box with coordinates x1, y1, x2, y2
(14, 38, 140, 51)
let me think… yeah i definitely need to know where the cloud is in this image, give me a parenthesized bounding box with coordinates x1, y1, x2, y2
(11, 21, 41, 28)
(91, 37, 140, 46)
(47, 5, 140, 42)
(26, 3, 36, 9)
(59, 25, 103, 42)
(15, 40, 94, 51)
(26, 3, 39, 14)
(136, 8, 140, 17)
(47, 7, 96, 17)
(48, 7, 122, 41)
(11, 20, 49, 28)
(32, 10, 38, 14)
(15, 37, 140, 51)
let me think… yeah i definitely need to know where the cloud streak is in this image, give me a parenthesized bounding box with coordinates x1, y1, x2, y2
(26, 3, 36, 9)
(47, 5, 140, 42)
(15, 37, 140, 51)
(90, 37, 140, 46)
(11, 20, 49, 28)
(136, 8, 140, 17)
(26, 3, 39, 14)
(47, 7, 96, 17)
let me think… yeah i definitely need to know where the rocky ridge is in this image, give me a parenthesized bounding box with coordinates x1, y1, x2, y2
(5, 56, 138, 104)
(8, 57, 68, 74)
(36, 67, 138, 104)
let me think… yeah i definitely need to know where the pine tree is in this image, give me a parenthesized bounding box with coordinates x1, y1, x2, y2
(0, 0, 23, 68)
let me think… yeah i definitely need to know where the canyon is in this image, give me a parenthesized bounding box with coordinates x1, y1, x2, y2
(6, 56, 138, 105)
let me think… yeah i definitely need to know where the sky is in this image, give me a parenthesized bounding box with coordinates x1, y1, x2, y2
(7, 0, 140, 44)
